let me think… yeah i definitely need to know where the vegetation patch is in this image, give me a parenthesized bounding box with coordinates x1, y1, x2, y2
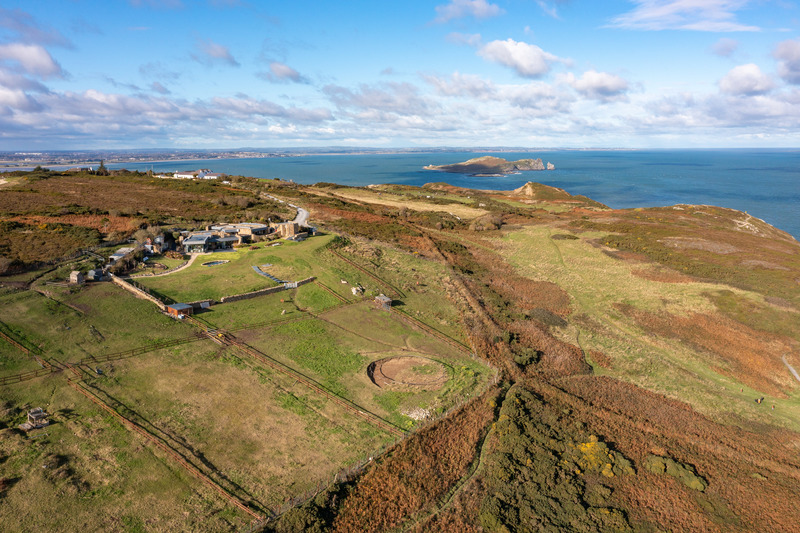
(643, 455, 707, 492)
(477, 385, 632, 533)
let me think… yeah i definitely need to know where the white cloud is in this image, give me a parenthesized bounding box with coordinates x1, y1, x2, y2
(424, 72, 496, 99)
(324, 82, 433, 116)
(434, 0, 503, 23)
(567, 70, 630, 102)
(609, 0, 760, 32)
(711, 37, 738, 57)
(501, 81, 575, 115)
(258, 61, 308, 83)
(0, 43, 64, 78)
(774, 38, 800, 85)
(478, 39, 565, 78)
(719, 63, 774, 95)
(191, 39, 239, 67)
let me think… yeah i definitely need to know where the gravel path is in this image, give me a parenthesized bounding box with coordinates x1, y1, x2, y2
(782, 355, 800, 384)
(147, 253, 202, 277)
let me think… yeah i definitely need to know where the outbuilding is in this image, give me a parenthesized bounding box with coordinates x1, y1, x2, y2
(166, 303, 194, 318)
(375, 294, 392, 311)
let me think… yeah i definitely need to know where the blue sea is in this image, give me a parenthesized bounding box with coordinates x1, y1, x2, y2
(110, 150, 800, 240)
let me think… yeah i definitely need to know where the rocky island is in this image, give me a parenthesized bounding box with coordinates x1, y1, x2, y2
(424, 155, 555, 176)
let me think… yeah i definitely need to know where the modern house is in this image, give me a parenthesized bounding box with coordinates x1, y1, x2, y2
(181, 231, 238, 253)
(181, 223, 274, 253)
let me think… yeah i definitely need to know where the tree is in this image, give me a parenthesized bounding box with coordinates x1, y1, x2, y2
(96, 159, 109, 176)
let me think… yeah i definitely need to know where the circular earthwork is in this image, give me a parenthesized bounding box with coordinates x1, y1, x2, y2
(367, 355, 448, 390)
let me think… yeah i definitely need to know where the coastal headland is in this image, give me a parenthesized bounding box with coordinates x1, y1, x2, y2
(0, 167, 798, 532)
(424, 155, 555, 176)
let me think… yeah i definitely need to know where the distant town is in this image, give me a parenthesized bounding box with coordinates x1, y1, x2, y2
(0, 147, 549, 171)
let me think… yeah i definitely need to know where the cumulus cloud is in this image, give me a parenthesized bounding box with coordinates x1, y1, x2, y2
(258, 61, 308, 83)
(433, 0, 503, 23)
(424, 72, 496, 99)
(478, 39, 565, 78)
(719, 63, 774, 95)
(0, 86, 334, 147)
(501, 81, 575, 115)
(712, 37, 738, 57)
(209, 95, 331, 122)
(609, 0, 760, 32)
(567, 70, 629, 101)
(324, 82, 432, 116)
(774, 38, 800, 85)
(0, 43, 64, 78)
(191, 39, 239, 67)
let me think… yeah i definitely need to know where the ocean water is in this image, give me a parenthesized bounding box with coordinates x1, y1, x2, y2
(111, 150, 800, 240)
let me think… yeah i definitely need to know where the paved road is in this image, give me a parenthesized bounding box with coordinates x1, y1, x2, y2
(262, 194, 310, 227)
(293, 206, 309, 226)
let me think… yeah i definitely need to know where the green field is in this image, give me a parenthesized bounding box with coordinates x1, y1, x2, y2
(0, 231, 491, 530)
(0, 284, 194, 376)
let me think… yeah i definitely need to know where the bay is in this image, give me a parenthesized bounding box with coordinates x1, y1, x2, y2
(110, 149, 800, 240)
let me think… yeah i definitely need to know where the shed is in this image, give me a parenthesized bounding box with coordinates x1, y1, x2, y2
(19, 407, 50, 431)
(69, 271, 85, 285)
(375, 294, 392, 311)
(166, 303, 194, 317)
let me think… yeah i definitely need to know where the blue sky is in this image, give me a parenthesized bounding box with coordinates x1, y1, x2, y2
(2, 0, 800, 149)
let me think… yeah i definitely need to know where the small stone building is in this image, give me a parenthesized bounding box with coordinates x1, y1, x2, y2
(375, 294, 392, 311)
(273, 221, 300, 238)
(19, 408, 49, 431)
(69, 271, 85, 285)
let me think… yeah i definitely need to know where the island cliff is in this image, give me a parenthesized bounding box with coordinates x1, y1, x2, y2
(424, 155, 554, 176)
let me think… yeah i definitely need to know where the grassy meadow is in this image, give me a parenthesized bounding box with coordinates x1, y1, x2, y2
(500, 225, 800, 431)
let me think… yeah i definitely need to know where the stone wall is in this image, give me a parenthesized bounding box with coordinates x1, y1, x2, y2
(111, 275, 166, 310)
(219, 276, 315, 304)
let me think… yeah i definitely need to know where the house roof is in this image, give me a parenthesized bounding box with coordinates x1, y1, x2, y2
(167, 303, 193, 311)
(184, 233, 212, 245)
(110, 247, 135, 259)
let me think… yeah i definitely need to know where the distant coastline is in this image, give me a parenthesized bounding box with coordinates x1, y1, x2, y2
(0, 146, 638, 170)
(2, 149, 797, 239)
